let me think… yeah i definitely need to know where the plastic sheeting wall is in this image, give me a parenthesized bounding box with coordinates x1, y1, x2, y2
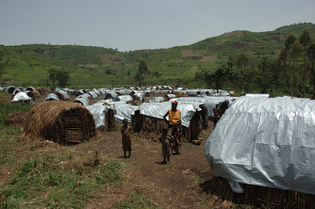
(204, 97, 315, 195)
(87, 103, 111, 129)
(113, 103, 139, 123)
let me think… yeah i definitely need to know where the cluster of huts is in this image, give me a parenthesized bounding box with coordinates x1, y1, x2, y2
(2, 85, 233, 145)
(2, 85, 314, 206)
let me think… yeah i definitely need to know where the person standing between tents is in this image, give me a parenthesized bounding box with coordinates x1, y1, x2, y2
(121, 118, 132, 158)
(163, 100, 182, 153)
(159, 125, 172, 164)
(213, 104, 220, 128)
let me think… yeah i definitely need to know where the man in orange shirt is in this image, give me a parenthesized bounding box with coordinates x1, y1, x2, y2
(163, 101, 182, 154)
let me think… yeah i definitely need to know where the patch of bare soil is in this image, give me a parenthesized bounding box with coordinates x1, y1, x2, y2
(80, 127, 214, 209)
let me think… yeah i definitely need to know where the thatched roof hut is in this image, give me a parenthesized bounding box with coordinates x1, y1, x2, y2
(24, 101, 97, 145)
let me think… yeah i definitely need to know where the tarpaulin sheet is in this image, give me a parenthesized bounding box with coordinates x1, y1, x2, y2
(204, 97, 315, 195)
(138, 100, 200, 127)
(134, 91, 146, 100)
(74, 97, 89, 106)
(118, 95, 133, 103)
(12, 92, 31, 102)
(87, 103, 111, 129)
(178, 96, 233, 117)
(57, 90, 69, 100)
(113, 103, 139, 123)
(45, 93, 59, 101)
(148, 97, 165, 103)
(88, 91, 98, 99)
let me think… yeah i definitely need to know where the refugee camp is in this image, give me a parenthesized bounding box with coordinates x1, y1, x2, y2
(1, 3, 315, 207)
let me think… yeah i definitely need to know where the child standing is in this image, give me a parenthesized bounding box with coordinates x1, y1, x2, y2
(159, 125, 171, 164)
(121, 118, 132, 158)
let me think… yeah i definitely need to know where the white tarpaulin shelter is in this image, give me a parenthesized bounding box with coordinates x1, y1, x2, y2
(45, 93, 59, 101)
(178, 96, 233, 117)
(138, 100, 201, 127)
(57, 90, 69, 100)
(88, 91, 98, 99)
(11, 92, 31, 102)
(205, 97, 315, 195)
(96, 100, 138, 123)
(148, 97, 165, 103)
(118, 95, 133, 103)
(74, 96, 89, 106)
(87, 103, 111, 129)
(114, 103, 139, 123)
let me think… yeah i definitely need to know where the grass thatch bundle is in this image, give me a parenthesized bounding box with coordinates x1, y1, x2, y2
(23, 100, 97, 145)
(5, 112, 27, 126)
(200, 177, 315, 209)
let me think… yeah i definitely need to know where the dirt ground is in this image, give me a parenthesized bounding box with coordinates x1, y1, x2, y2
(0, 90, 220, 209)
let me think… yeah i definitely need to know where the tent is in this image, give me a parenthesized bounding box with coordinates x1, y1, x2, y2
(88, 91, 98, 99)
(118, 95, 133, 103)
(113, 103, 139, 123)
(104, 91, 118, 100)
(74, 96, 89, 106)
(45, 93, 60, 101)
(56, 90, 69, 100)
(148, 97, 165, 103)
(12, 87, 23, 96)
(86, 103, 115, 130)
(177, 96, 233, 118)
(11, 92, 31, 104)
(205, 97, 315, 195)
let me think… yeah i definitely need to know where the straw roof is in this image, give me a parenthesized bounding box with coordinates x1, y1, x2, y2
(24, 100, 97, 145)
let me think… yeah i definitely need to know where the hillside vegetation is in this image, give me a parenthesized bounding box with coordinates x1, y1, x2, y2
(1, 22, 315, 91)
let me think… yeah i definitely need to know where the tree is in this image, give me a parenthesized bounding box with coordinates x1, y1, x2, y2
(135, 59, 150, 87)
(47, 68, 58, 86)
(307, 43, 315, 94)
(57, 69, 70, 88)
(288, 40, 303, 95)
(285, 34, 296, 50)
(278, 48, 290, 92)
(257, 57, 276, 93)
(236, 52, 249, 69)
(200, 62, 235, 91)
(47, 67, 70, 88)
(299, 28, 312, 97)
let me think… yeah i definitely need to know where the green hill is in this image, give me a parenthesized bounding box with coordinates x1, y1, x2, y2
(1, 22, 315, 89)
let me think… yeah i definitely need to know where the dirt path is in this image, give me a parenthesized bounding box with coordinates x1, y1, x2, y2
(76, 128, 214, 208)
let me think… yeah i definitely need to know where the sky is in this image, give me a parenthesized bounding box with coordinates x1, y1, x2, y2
(1, 0, 315, 52)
